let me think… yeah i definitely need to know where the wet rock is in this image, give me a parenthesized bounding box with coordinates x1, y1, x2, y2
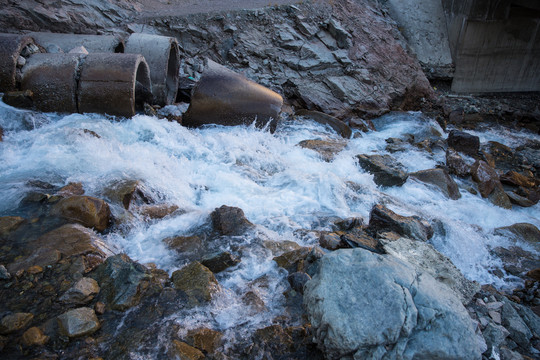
(2, 90, 33, 109)
(491, 246, 539, 279)
(8, 223, 110, 273)
(211, 205, 254, 236)
(263, 239, 302, 255)
(251, 324, 294, 357)
(51, 195, 111, 231)
(0, 216, 25, 238)
(0, 265, 10, 280)
(482, 141, 517, 172)
(57, 182, 85, 197)
(356, 154, 408, 187)
(57, 307, 100, 338)
(164, 235, 204, 254)
(319, 232, 346, 251)
(93, 254, 159, 311)
(187, 327, 223, 354)
(495, 223, 540, 252)
(501, 299, 533, 348)
(103, 179, 152, 210)
(138, 203, 179, 219)
(273, 246, 324, 275)
(488, 186, 513, 209)
(21, 326, 49, 346)
(304, 248, 483, 359)
(169, 339, 205, 360)
(367, 204, 433, 242)
(295, 110, 352, 138)
(410, 168, 461, 200)
(201, 252, 240, 273)
(446, 148, 472, 177)
(506, 191, 536, 207)
(242, 291, 267, 314)
(471, 160, 505, 198)
(287, 271, 311, 294)
(381, 237, 479, 304)
(340, 231, 384, 253)
(482, 323, 510, 353)
(0, 313, 33, 334)
(59, 277, 100, 305)
(298, 139, 347, 162)
(171, 262, 220, 305)
(501, 171, 537, 189)
(447, 130, 480, 157)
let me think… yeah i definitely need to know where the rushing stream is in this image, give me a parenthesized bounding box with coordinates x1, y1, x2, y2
(1, 100, 539, 354)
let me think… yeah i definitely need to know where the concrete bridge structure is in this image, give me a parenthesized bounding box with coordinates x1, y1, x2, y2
(385, 0, 540, 93)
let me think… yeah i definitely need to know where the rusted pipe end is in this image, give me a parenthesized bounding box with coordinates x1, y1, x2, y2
(28, 32, 125, 54)
(78, 53, 151, 117)
(0, 34, 38, 92)
(183, 59, 283, 132)
(21, 53, 81, 113)
(125, 33, 180, 106)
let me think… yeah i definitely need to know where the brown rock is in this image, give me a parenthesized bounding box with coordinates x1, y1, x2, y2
(26, 265, 43, 274)
(357, 154, 408, 187)
(340, 231, 384, 253)
(211, 205, 254, 236)
(103, 180, 152, 210)
(242, 291, 267, 314)
(94, 302, 106, 315)
(0, 216, 25, 238)
(164, 235, 204, 253)
(187, 327, 223, 354)
(169, 340, 204, 360)
(59, 277, 100, 305)
(263, 240, 301, 255)
(446, 148, 471, 177)
(0, 313, 33, 334)
(295, 110, 352, 138)
(495, 223, 540, 251)
(506, 191, 536, 207)
(7, 223, 109, 273)
(482, 141, 516, 172)
(298, 139, 347, 162)
(2, 90, 33, 109)
(57, 307, 100, 338)
(471, 160, 502, 198)
(527, 268, 540, 282)
(57, 182, 85, 197)
(0, 126, 3, 142)
(447, 130, 479, 157)
(200, 252, 240, 273)
(21, 326, 49, 346)
(410, 168, 461, 200)
(500, 171, 536, 189)
(138, 203, 179, 219)
(488, 187, 512, 209)
(273, 247, 312, 272)
(367, 204, 433, 242)
(319, 232, 346, 250)
(51, 195, 111, 231)
(171, 262, 220, 305)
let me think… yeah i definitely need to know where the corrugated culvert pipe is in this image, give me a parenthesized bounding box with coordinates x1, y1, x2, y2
(20, 53, 151, 117)
(124, 33, 180, 106)
(28, 32, 125, 54)
(0, 34, 41, 92)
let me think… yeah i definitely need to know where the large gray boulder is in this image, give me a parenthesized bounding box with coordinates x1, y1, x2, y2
(304, 248, 483, 359)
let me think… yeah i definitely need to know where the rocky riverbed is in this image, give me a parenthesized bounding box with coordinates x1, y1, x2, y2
(0, 1, 539, 360)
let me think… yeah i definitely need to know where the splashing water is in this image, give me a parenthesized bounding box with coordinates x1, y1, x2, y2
(1, 100, 539, 340)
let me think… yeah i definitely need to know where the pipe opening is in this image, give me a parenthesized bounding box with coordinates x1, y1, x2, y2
(166, 43, 180, 105)
(134, 60, 152, 112)
(114, 41, 125, 53)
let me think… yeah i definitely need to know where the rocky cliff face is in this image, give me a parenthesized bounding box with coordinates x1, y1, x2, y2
(0, 0, 434, 119)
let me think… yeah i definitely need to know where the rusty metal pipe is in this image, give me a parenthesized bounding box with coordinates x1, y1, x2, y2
(183, 59, 283, 132)
(78, 53, 151, 117)
(125, 33, 180, 106)
(0, 34, 38, 91)
(28, 32, 125, 54)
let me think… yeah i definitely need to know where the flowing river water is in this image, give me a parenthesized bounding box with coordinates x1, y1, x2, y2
(0, 100, 539, 355)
